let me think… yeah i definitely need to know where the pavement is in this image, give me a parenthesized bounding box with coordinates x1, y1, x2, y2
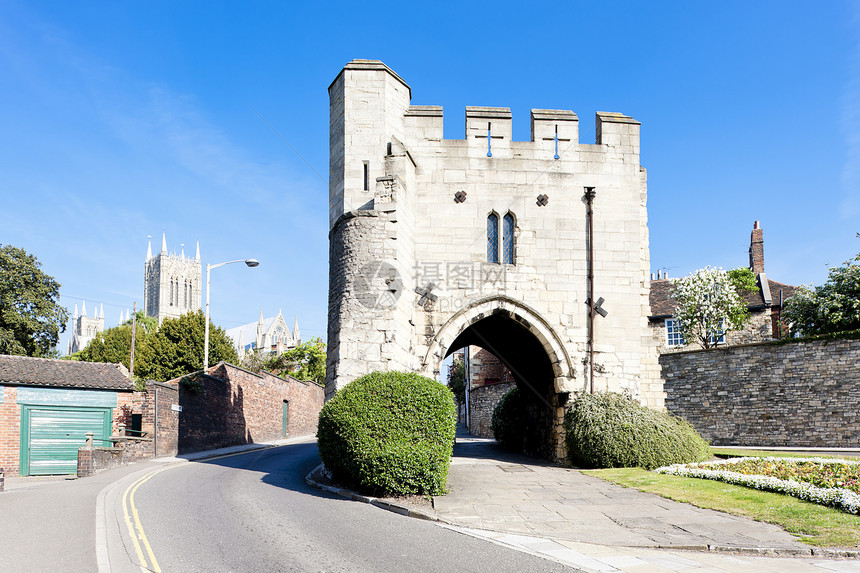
(307, 428, 860, 572)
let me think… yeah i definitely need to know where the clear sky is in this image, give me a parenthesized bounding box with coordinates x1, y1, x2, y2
(2, 1, 858, 354)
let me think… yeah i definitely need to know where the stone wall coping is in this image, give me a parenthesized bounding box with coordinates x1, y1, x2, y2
(465, 106, 512, 119)
(531, 109, 578, 121)
(330, 59, 411, 98)
(596, 111, 640, 125)
(660, 334, 860, 357)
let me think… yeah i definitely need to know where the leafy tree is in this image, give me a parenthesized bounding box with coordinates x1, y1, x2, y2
(671, 266, 753, 349)
(783, 247, 860, 336)
(142, 310, 237, 382)
(264, 337, 326, 384)
(77, 322, 153, 383)
(0, 245, 69, 357)
(447, 356, 466, 420)
(123, 310, 158, 334)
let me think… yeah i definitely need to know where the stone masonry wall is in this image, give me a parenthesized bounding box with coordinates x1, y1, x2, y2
(468, 382, 514, 438)
(662, 337, 860, 446)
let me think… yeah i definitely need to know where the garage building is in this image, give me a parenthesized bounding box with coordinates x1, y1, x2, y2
(0, 355, 134, 476)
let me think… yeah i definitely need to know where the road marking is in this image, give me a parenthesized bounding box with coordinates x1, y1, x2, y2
(122, 466, 171, 573)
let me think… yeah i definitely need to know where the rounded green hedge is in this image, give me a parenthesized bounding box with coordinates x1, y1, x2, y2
(317, 371, 456, 496)
(564, 392, 710, 470)
(491, 386, 526, 451)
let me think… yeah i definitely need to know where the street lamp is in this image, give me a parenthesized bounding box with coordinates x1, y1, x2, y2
(204, 258, 259, 371)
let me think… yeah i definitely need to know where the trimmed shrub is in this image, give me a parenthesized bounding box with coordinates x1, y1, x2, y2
(491, 386, 526, 451)
(317, 371, 456, 496)
(564, 392, 710, 470)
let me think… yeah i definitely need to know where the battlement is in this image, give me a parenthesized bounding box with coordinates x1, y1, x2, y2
(401, 102, 638, 155)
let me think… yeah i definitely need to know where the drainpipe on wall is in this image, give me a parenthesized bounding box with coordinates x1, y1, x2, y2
(584, 187, 596, 394)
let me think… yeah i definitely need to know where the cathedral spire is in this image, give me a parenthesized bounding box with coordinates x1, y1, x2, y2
(81, 300, 87, 317)
(195, 240, 200, 261)
(73, 304, 78, 320)
(293, 315, 300, 342)
(161, 232, 167, 253)
(146, 237, 152, 261)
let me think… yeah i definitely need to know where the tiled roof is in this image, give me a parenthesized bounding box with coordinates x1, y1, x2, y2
(0, 354, 134, 390)
(649, 277, 798, 319)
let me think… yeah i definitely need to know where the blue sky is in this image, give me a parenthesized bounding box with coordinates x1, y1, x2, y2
(2, 1, 858, 354)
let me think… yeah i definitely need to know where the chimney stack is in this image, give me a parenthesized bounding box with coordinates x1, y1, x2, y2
(749, 220, 765, 274)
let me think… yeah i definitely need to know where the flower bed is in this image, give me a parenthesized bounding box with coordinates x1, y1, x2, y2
(656, 457, 860, 515)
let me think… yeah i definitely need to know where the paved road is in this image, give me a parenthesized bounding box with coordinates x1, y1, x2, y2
(101, 438, 575, 572)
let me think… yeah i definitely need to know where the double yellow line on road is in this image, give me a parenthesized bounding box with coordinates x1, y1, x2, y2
(117, 446, 280, 572)
(122, 466, 170, 573)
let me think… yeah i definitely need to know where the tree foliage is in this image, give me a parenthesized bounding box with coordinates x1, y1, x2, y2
(783, 247, 860, 336)
(447, 357, 466, 410)
(0, 245, 68, 357)
(264, 337, 326, 384)
(77, 322, 153, 381)
(143, 310, 237, 382)
(671, 266, 753, 348)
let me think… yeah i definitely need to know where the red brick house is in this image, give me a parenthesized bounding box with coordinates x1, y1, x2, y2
(0, 355, 135, 476)
(649, 221, 797, 351)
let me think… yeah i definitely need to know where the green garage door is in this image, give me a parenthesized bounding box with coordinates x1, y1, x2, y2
(21, 406, 111, 476)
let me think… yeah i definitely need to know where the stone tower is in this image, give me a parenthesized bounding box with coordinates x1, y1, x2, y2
(144, 233, 202, 324)
(68, 301, 105, 354)
(326, 60, 661, 461)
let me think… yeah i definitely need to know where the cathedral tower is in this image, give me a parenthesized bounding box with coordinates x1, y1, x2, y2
(144, 233, 202, 324)
(68, 301, 105, 354)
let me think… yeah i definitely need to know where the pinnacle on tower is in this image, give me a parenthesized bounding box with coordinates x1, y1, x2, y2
(73, 304, 78, 320)
(161, 232, 167, 253)
(100, 302, 104, 320)
(146, 239, 152, 261)
(195, 241, 200, 261)
(81, 300, 87, 317)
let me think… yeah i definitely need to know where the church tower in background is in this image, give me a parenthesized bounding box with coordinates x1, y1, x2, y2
(144, 233, 202, 324)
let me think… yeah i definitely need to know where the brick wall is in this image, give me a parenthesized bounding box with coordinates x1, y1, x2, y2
(177, 362, 324, 454)
(468, 382, 514, 438)
(0, 386, 20, 475)
(662, 337, 860, 446)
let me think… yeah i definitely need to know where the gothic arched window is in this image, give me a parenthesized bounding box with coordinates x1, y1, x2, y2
(487, 213, 499, 264)
(502, 212, 515, 264)
(169, 279, 174, 306)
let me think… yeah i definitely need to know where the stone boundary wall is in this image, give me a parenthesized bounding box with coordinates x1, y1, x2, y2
(468, 382, 514, 438)
(661, 337, 860, 446)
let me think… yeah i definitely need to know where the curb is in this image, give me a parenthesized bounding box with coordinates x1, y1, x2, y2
(304, 464, 860, 561)
(304, 464, 441, 522)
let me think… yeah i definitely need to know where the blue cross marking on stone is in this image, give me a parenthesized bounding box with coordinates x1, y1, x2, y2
(475, 122, 503, 158)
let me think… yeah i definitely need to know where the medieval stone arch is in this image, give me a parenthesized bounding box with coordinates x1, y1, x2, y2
(420, 295, 574, 387)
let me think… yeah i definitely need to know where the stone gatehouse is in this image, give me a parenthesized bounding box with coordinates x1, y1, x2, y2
(325, 60, 661, 461)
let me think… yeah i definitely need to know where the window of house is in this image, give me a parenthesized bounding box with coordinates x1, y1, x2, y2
(665, 318, 685, 347)
(487, 213, 499, 263)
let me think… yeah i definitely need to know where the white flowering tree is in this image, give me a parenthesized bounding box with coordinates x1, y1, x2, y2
(671, 266, 754, 349)
(782, 246, 860, 336)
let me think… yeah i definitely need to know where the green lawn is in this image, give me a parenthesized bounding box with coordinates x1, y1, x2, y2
(582, 467, 860, 548)
(712, 448, 845, 460)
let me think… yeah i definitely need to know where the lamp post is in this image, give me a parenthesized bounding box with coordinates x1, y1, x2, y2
(204, 258, 259, 371)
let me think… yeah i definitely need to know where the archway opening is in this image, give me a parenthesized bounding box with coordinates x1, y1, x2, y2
(445, 311, 557, 460)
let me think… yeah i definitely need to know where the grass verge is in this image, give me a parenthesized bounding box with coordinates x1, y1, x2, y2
(582, 467, 860, 548)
